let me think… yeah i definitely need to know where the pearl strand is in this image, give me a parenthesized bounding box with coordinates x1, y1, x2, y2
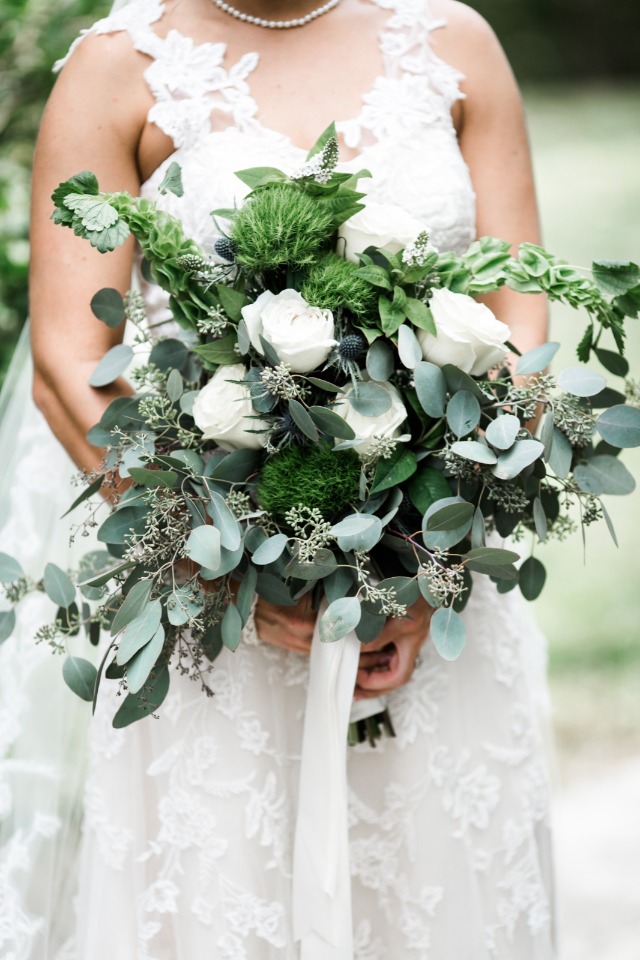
(212, 0, 343, 29)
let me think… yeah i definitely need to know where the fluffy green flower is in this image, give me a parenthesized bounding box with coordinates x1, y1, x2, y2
(301, 253, 377, 320)
(257, 443, 361, 520)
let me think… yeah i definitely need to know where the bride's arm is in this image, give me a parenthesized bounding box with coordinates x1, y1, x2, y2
(30, 33, 150, 481)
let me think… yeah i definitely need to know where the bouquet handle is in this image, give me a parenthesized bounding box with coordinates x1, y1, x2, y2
(292, 601, 360, 959)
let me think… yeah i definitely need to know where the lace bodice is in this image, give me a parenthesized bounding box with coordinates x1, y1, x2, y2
(57, 0, 476, 291)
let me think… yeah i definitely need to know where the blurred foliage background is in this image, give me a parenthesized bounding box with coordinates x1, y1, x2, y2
(0, 1, 639, 776)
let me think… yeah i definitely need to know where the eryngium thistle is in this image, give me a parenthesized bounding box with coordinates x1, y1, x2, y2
(231, 185, 335, 269)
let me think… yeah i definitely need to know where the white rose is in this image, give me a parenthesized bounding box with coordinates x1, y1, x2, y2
(334, 381, 408, 456)
(417, 288, 511, 376)
(241, 289, 336, 373)
(192, 363, 268, 451)
(338, 201, 427, 263)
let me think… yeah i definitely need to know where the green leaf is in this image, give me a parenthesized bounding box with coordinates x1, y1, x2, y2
(485, 414, 521, 451)
(288, 399, 319, 441)
(285, 549, 337, 581)
(595, 348, 629, 378)
(407, 467, 451, 515)
(601, 501, 619, 547)
(348, 381, 392, 417)
(236, 566, 258, 626)
(43, 563, 76, 608)
(235, 166, 287, 190)
(111, 579, 154, 636)
(441, 365, 485, 399)
(193, 334, 238, 367)
(450, 440, 497, 465)
(207, 490, 242, 551)
(413, 361, 447, 418)
(471, 507, 486, 548)
(516, 341, 560, 376)
(309, 406, 356, 440)
(533, 497, 548, 541)
(557, 366, 607, 398)
(355, 265, 392, 290)
(305, 121, 337, 160)
(371, 447, 417, 494)
(221, 603, 242, 651)
(252, 534, 289, 565)
(548, 428, 573, 478)
(126, 624, 165, 694)
(62, 657, 97, 702)
(90, 288, 126, 328)
(492, 439, 544, 480)
(89, 219, 131, 253)
(596, 405, 640, 448)
(61, 474, 105, 518)
(256, 574, 297, 606)
(112, 665, 170, 728)
(397, 324, 422, 370)
(0, 553, 23, 584)
(306, 376, 342, 394)
(52, 171, 99, 206)
(331, 514, 383, 552)
(465, 547, 520, 567)
(158, 161, 184, 197)
(574, 456, 635, 496)
(0, 610, 16, 644)
(128, 467, 179, 488)
(116, 600, 163, 665)
(377, 576, 420, 607)
(425, 500, 474, 532)
(422, 496, 473, 550)
(88, 344, 134, 388)
(167, 586, 205, 626)
(97, 506, 148, 545)
(208, 448, 261, 482)
(366, 340, 394, 382)
(519, 556, 546, 601)
(430, 606, 466, 660)
(216, 284, 248, 322)
(320, 597, 362, 642)
(185, 525, 222, 570)
(404, 297, 436, 334)
(446, 390, 481, 437)
(149, 338, 189, 372)
(592, 260, 640, 297)
(64, 193, 119, 231)
(378, 294, 405, 336)
(166, 369, 183, 402)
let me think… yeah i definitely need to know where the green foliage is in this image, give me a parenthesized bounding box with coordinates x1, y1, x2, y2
(301, 253, 377, 320)
(256, 443, 361, 520)
(231, 185, 336, 270)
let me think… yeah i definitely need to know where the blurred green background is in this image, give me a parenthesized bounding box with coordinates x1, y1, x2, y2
(0, 0, 639, 774)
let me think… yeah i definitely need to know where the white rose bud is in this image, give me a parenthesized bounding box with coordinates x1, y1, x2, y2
(192, 363, 267, 451)
(334, 381, 408, 456)
(338, 201, 428, 263)
(417, 288, 511, 377)
(241, 289, 336, 373)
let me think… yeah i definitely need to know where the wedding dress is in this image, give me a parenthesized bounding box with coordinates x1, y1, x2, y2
(0, 0, 557, 957)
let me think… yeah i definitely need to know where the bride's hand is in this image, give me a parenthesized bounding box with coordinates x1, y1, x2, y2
(255, 595, 317, 654)
(354, 596, 434, 700)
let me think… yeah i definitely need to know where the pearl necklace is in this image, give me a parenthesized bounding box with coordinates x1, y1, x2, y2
(212, 0, 342, 29)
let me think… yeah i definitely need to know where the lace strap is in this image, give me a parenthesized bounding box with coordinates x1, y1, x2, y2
(53, 0, 166, 73)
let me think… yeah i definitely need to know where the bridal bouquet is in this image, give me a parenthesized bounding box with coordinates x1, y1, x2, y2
(1, 125, 639, 733)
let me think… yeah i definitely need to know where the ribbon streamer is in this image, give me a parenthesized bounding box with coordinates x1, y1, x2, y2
(292, 604, 361, 959)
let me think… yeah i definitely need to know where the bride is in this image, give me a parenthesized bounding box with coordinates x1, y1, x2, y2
(0, 0, 554, 957)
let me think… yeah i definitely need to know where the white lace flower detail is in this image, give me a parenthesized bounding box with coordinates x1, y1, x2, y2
(54, 0, 164, 72)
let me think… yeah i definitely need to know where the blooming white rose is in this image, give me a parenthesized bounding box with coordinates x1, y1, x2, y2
(338, 201, 428, 263)
(333, 381, 408, 456)
(192, 363, 267, 451)
(241, 289, 336, 373)
(417, 288, 511, 376)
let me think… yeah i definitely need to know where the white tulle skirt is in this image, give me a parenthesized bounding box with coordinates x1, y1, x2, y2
(0, 331, 557, 960)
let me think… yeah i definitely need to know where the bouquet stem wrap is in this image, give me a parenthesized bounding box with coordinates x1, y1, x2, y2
(292, 601, 360, 959)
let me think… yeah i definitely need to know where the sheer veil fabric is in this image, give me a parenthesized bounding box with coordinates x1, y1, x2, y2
(0, 0, 556, 957)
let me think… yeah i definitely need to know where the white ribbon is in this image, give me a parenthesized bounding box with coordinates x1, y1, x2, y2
(292, 604, 361, 960)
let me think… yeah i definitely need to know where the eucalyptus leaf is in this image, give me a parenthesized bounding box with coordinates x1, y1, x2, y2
(111, 579, 154, 636)
(441, 365, 485, 399)
(519, 556, 546, 601)
(256, 574, 297, 606)
(320, 597, 362, 643)
(366, 340, 394, 382)
(492, 439, 544, 480)
(430, 606, 466, 660)
(126, 624, 165, 694)
(331, 513, 383, 553)
(595, 348, 629, 378)
(62, 657, 97, 702)
(252, 534, 289, 565)
(288, 399, 319, 441)
(127, 467, 179, 488)
(149, 338, 189, 373)
(43, 563, 76, 608)
(446, 390, 481, 437)
(116, 599, 163, 665)
(348, 381, 392, 417)
(221, 603, 242, 652)
(0, 553, 23, 584)
(425, 500, 475, 532)
(236, 565, 258, 625)
(90, 287, 125, 328)
(422, 496, 474, 551)
(285, 549, 337, 581)
(413, 361, 447, 418)
(207, 490, 242, 551)
(185, 525, 222, 570)
(601, 501, 619, 547)
(167, 586, 205, 626)
(485, 414, 521, 451)
(574, 456, 635, 496)
(88, 344, 134, 388)
(516, 341, 560, 375)
(309, 406, 355, 440)
(548, 428, 573, 478)
(397, 324, 422, 370)
(370, 447, 416, 494)
(557, 366, 607, 398)
(450, 440, 497, 465)
(533, 497, 548, 541)
(408, 467, 451, 514)
(112, 664, 170, 728)
(596, 405, 640, 448)
(471, 507, 486, 548)
(539, 410, 555, 458)
(0, 610, 16, 644)
(208, 448, 261, 482)
(61, 474, 105, 517)
(166, 369, 183, 402)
